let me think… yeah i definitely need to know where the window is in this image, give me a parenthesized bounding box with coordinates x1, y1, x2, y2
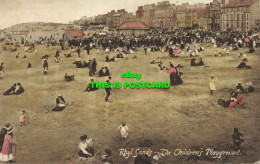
(231, 14, 233, 20)
(237, 22, 239, 28)
(231, 22, 233, 28)
(237, 14, 239, 21)
(227, 22, 229, 27)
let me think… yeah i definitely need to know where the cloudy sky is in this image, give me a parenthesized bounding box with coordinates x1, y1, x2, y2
(0, 0, 212, 29)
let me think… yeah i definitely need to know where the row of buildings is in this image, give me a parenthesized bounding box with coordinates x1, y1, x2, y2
(85, 0, 260, 31)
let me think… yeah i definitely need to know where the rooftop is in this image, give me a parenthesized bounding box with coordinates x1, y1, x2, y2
(117, 21, 149, 30)
(66, 29, 84, 37)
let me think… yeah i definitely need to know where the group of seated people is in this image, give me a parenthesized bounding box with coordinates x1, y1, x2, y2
(64, 53, 72, 58)
(150, 57, 162, 65)
(150, 46, 160, 52)
(191, 57, 204, 66)
(116, 53, 127, 59)
(98, 67, 110, 77)
(4, 83, 24, 95)
(218, 82, 254, 108)
(64, 73, 74, 81)
(197, 46, 205, 52)
(235, 82, 254, 93)
(218, 92, 244, 108)
(230, 44, 239, 51)
(73, 60, 89, 68)
(214, 48, 230, 57)
(105, 56, 117, 62)
(40, 54, 51, 59)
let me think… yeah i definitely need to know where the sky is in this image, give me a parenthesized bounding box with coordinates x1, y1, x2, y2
(0, 0, 212, 29)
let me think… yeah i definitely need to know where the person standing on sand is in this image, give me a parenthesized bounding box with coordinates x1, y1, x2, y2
(105, 76, 112, 102)
(232, 128, 244, 151)
(20, 110, 26, 127)
(0, 123, 15, 162)
(0, 128, 7, 152)
(77, 47, 81, 57)
(118, 122, 129, 141)
(92, 58, 97, 75)
(43, 58, 48, 75)
(209, 75, 217, 95)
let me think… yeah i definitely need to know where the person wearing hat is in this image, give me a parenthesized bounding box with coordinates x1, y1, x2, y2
(118, 122, 129, 141)
(78, 135, 94, 158)
(232, 128, 244, 151)
(0, 123, 15, 162)
(209, 75, 217, 95)
(104, 67, 110, 76)
(14, 83, 24, 95)
(246, 82, 254, 93)
(0, 62, 4, 79)
(235, 83, 244, 93)
(105, 76, 112, 102)
(52, 94, 66, 111)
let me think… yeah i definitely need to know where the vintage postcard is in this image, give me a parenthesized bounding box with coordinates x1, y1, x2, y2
(0, 0, 259, 163)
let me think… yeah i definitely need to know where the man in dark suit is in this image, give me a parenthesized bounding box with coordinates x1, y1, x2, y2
(92, 58, 97, 75)
(105, 77, 112, 102)
(77, 47, 81, 57)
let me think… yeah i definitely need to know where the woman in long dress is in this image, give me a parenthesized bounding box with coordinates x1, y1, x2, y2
(0, 128, 7, 152)
(0, 125, 15, 162)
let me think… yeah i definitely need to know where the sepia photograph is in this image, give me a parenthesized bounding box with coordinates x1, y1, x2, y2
(0, 0, 260, 163)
